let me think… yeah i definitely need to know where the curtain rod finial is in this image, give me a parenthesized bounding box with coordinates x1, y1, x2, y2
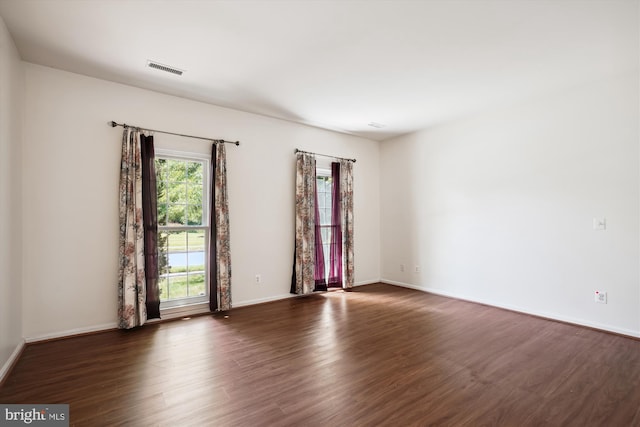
(109, 121, 117, 127)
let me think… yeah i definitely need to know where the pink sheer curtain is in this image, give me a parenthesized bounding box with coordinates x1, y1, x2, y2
(327, 162, 343, 287)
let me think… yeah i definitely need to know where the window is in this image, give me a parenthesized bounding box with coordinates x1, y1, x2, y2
(155, 152, 210, 308)
(316, 170, 332, 280)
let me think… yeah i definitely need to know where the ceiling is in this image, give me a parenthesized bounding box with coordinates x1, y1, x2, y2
(0, 0, 637, 141)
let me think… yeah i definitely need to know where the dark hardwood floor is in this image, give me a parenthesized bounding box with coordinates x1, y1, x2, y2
(2, 283, 640, 426)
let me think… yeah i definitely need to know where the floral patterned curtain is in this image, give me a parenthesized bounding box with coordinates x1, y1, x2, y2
(118, 128, 147, 329)
(340, 159, 354, 289)
(291, 152, 316, 295)
(210, 142, 232, 311)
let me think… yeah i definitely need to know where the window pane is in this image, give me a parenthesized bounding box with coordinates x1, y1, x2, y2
(157, 231, 170, 273)
(187, 162, 203, 183)
(166, 159, 186, 181)
(188, 273, 206, 297)
(187, 229, 205, 252)
(157, 203, 167, 226)
(166, 276, 175, 299)
(157, 183, 168, 205)
(168, 182, 187, 203)
(168, 230, 187, 252)
(187, 184, 203, 205)
(155, 158, 167, 180)
(188, 263, 205, 273)
(168, 204, 186, 225)
(159, 277, 168, 301)
(186, 247, 205, 268)
(167, 275, 188, 300)
(187, 204, 203, 225)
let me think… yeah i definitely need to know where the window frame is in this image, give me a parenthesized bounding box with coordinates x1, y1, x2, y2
(316, 168, 332, 281)
(155, 149, 211, 310)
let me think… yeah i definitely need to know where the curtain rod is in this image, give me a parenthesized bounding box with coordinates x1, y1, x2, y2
(109, 121, 240, 146)
(294, 148, 356, 163)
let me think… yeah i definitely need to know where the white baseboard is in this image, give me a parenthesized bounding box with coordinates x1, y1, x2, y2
(232, 279, 381, 307)
(233, 293, 297, 308)
(354, 279, 380, 287)
(0, 339, 25, 383)
(25, 322, 118, 343)
(379, 279, 424, 290)
(381, 279, 640, 339)
(23, 281, 384, 343)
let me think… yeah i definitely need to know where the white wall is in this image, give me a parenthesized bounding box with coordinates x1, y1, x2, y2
(0, 16, 23, 375)
(21, 63, 380, 340)
(381, 71, 640, 336)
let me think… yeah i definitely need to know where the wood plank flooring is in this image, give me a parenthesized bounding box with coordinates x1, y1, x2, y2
(2, 283, 640, 426)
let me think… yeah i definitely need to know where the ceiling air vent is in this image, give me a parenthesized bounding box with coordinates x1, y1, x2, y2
(147, 60, 184, 76)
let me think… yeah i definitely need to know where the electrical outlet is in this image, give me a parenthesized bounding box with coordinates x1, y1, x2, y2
(415, 266, 420, 273)
(400, 264, 405, 272)
(255, 274, 261, 284)
(595, 290, 607, 304)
